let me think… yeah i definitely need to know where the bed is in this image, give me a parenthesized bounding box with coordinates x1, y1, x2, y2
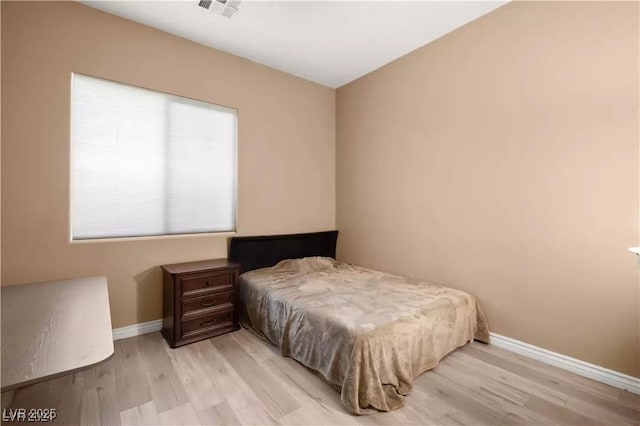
(229, 231, 489, 415)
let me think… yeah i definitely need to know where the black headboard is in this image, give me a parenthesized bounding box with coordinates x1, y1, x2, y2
(229, 230, 338, 273)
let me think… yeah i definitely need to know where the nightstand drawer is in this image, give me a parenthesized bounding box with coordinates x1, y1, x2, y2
(182, 292, 234, 316)
(181, 310, 234, 338)
(180, 272, 234, 297)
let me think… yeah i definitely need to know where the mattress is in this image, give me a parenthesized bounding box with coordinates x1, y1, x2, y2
(238, 256, 489, 414)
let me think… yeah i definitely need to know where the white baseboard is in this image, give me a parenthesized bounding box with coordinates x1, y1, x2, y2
(111, 320, 639, 395)
(112, 319, 163, 340)
(490, 332, 640, 395)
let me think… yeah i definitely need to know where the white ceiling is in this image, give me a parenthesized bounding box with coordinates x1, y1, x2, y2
(81, 1, 507, 88)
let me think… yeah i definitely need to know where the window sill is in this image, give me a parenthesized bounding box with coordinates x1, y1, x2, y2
(69, 231, 237, 244)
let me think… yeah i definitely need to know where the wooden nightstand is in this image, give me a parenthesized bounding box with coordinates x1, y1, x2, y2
(161, 258, 241, 348)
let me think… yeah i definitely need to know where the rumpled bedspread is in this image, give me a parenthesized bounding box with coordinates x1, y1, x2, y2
(238, 257, 489, 414)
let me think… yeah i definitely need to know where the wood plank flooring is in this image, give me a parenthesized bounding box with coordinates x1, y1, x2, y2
(1, 329, 638, 425)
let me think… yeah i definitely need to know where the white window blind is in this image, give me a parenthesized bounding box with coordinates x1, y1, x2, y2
(70, 74, 237, 240)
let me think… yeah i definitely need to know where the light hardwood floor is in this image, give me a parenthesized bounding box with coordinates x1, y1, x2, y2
(1, 329, 638, 425)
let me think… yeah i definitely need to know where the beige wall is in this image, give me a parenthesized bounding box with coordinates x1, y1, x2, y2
(336, 1, 640, 377)
(1, 1, 335, 328)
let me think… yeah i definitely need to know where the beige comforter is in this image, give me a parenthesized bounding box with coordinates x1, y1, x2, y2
(239, 257, 489, 414)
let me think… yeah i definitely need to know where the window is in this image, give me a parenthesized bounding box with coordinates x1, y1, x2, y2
(70, 74, 237, 240)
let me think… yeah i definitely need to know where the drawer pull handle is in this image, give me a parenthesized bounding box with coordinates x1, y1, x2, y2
(200, 300, 217, 307)
(206, 281, 212, 286)
(201, 318, 218, 326)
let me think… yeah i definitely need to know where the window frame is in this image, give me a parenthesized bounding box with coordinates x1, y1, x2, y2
(68, 72, 239, 244)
